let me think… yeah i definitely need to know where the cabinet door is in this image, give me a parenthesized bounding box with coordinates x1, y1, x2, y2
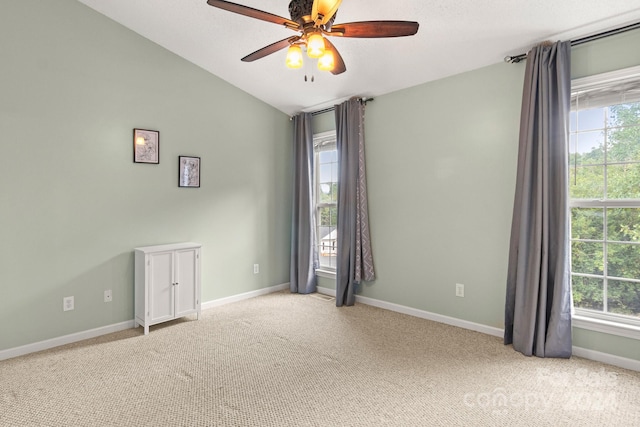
(149, 251, 175, 323)
(174, 248, 198, 317)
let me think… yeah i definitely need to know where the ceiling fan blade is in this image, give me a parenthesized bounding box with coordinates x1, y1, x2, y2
(323, 38, 346, 75)
(207, 0, 300, 30)
(241, 36, 300, 62)
(311, 0, 342, 26)
(329, 21, 419, 38)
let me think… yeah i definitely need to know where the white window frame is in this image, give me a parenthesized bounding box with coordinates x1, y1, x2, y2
(313, 130, 338, 279)
(570, 65, 640, 340)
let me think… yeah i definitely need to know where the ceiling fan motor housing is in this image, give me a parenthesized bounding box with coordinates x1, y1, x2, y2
(289, 0, 336, 29)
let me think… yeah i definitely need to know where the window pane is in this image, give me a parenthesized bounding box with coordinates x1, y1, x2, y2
(606, 163, 640, 199)
(319, 225, 331, 238)
(571, 241, 603, 275)
(320, 162, 336, 184)
(570, 111, 577, 132)
(319, 183, 337, 204)
(607, 127, 640, 163)
(576, 107, 606, 131)
(319, 150, 337, 163)
(574, 131, 605, 164)
(569, 165, 604, 199)
(607, 102, 640, 128)
(319, 164, 333, 183)
(607, 243, 640, 279)
(607, 279, 640, 317)
(318, 225, 337, 269)
(320, 253, 336, 269)
(331, 182, 338, 203)
(571, 208, 603, 240)
(607, 208, 640, 242)
(319, 206, 337, 227)
(572, 276, 604, 311)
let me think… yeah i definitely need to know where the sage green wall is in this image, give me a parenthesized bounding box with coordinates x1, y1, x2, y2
(0, 0, 292, 351)
(314, 29, 640, 361)
(363, 62, 523, 328)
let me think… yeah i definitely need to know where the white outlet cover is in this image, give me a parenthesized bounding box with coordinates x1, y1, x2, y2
(63, 296, 74, 311)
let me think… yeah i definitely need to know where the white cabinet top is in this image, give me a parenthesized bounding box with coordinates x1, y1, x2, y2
(134, 242, 201, 253)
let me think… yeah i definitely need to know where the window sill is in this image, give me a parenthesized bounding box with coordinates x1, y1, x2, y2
(315, 269, 336, 279)
(572, 314, 640, 340)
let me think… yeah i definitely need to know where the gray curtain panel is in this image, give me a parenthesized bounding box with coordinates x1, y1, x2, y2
(335, 99, 375, 307)
(504, 41, 573, 358)
(290, 112, 318, 294)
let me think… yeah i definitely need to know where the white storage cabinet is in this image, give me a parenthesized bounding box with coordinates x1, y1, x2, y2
(134, 242, 202, 335)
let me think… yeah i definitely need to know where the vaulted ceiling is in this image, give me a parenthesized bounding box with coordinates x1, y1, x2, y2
(77, 0, 640, 115)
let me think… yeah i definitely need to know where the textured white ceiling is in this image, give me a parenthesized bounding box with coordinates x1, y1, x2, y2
(76, 0, 640, 115)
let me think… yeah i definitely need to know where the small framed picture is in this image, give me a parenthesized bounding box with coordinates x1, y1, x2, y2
(133, 129, 159, 164)
(179, 156, 201, 188)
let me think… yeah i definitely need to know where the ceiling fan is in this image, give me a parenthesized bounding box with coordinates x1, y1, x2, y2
(206, 0, 419, 75)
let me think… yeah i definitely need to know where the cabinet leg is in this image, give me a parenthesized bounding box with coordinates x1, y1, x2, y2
(144, 325, 149, 335)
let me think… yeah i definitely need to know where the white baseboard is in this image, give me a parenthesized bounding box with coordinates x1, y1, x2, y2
(320, 287, 639, 372)
(1, 283, 290, 362)
(201, 282, 289, 310)
(572, 346, 640, 372)
(320, 287, 504, 337)
(355, 293, 504, 338)
(0, 320, 135, 361)
(4, 283, 638, 372)
(320, 286, 502, 336)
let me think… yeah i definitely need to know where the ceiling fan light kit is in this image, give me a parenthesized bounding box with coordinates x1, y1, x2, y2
(306, 32, 326, 58)
(317, 50, 335, 71)
(206, 0, 419, 75)
(286, 45, 304, 68)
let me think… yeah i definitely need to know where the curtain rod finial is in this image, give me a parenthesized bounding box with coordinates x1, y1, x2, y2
(505, 55, 525, 64)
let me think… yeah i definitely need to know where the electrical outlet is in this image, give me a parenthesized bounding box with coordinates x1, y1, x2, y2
(253, 264, 259, 274)
(63, 296, 74, 311)
(455, 283, 465, 298)
(104, 289, 112, 302)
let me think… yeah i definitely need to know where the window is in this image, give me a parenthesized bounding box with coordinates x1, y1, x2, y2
(569, 66, 640, 332)
(314, 131, 338, 272)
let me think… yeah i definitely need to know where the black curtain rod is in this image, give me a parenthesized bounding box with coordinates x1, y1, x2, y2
(504, 21, 640, 64)
(310, 97, 374, 116)
(289, 98, 375, 120)
(311, 106, 335, 116)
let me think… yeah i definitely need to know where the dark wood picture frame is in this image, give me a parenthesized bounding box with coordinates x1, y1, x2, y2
(178, 156, 201, 188)
(133, 129, 160, 164)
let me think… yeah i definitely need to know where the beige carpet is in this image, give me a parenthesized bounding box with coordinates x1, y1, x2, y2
(1, 291, 639, 426)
